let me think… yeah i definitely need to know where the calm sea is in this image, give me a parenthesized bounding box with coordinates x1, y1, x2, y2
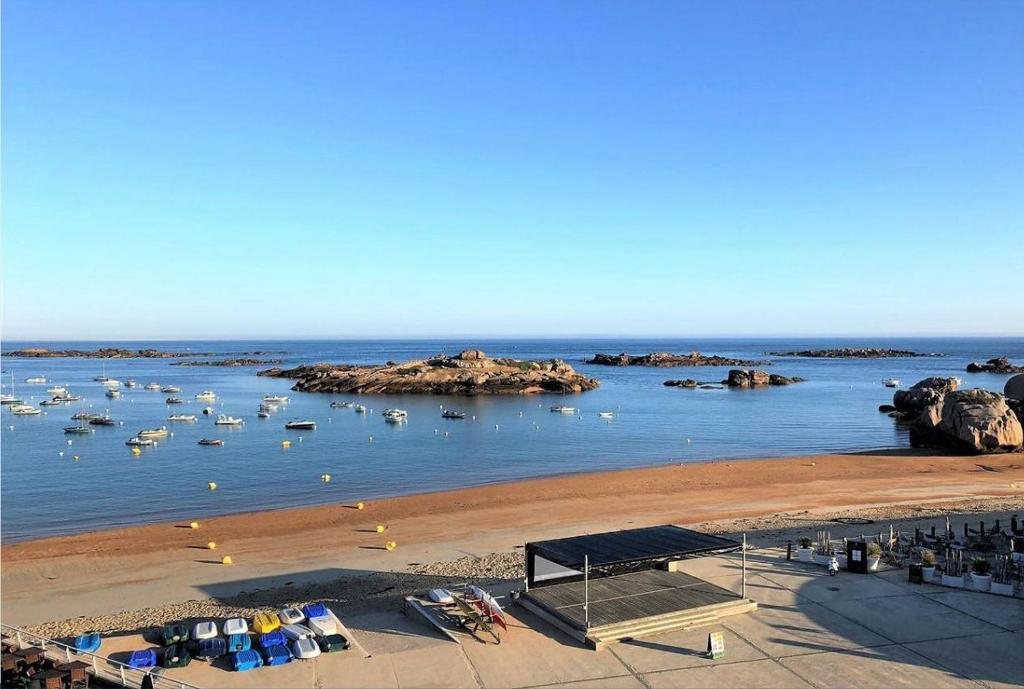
(1, 337, 1021, 542)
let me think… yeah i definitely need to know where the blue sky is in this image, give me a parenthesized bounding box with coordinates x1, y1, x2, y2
(3, 1, 1022, 340)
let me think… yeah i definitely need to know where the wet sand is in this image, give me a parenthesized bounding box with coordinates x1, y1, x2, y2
(2, 450, 1023, 627)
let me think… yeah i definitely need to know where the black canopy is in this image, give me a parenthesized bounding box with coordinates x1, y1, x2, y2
(527, 525, 741, 572)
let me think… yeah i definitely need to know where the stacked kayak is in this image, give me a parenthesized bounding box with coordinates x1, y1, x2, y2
(73, 633, 101, 654)
(233, 649, 264, 672)
(197, 638, 227, 660)
(128, 649, 157, 669)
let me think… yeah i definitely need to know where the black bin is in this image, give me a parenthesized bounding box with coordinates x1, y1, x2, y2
(846, 541, 868, 574)
(908, 564, 923, 584)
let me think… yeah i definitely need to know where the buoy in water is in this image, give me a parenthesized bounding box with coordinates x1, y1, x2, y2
(376, 524, 386, 533)
(221, 555, 233, 565)
(282, 440, 291, 448)
(385, 541, 397, 551)
(368, 436, 373, 443)
(73, 455, 80, 461)
(208, 482, 217, 490)
(131, 447, 141, 456)
(321, 474, 331, 483)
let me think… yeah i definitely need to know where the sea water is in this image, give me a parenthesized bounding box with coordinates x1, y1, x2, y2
(1, 337, 1020, 542)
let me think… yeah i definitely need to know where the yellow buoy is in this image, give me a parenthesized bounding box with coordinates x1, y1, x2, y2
(131, 448, 141, 456)
(207, 541, 217, 550)
(208, 482, 217, 490)
(190, 521, 200, 529)
(282, 440, 291, 448)
(385, 541, 397, 551)
(73, 455, 80, 462)
(221, 555, 233, 565)
(376, 524, 386, 533)
(356, 502, 365, 510)
(321, 474, 331, 483)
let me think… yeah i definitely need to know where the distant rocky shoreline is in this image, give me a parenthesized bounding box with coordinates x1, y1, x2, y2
(258, 349, 599, 395)
(6, 347, 281, 359)
(173, 358, 283, 367)
(586, 351, 769, 367)
(768, 347, 934, 358)
(966, 357, 1024, 374)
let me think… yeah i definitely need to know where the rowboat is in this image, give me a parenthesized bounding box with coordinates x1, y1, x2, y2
(285, 420, 316, 430)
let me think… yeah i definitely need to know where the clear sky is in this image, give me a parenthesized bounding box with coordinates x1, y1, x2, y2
(2, 1, 1022, 340)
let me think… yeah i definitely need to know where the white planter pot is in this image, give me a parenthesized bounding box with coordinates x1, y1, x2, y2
(922, 566, 936, 581)
(942, 574, 964, 588)
(867, 556, 880, 572)
(797, 548, 813, 563)
(990, 582, 1014, 596)
(971, 573, 992, 592)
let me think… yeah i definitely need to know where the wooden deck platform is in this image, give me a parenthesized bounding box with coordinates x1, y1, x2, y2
(518, 569, 756, 649)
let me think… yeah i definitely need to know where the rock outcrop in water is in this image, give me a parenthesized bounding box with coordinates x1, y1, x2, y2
(890, 376, 1023, 454)
(723, 370, 805, 387)
(586, 352, 769, 367)
(173, 358, 282, 367)
(966, 357, 1024, 374)
(768, 348, 933, 358)
(258, 349, 600, 395)
(7, 348, 278, 359)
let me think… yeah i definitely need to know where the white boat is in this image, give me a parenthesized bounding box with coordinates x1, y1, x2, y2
(102, 379, 121, 388)
(223, 618, 249, 636)
(25, 377, 47, 384)
(105, 388, 122, 398)
(550, 405, 576, 414)
(285, 420, 316, 430)
(144, 383, 161, 391)
(202, 406, 215, 415)
(11, 405, 41, 415)
(165, 397, 184, 404)
(257, 410, 270, 418)
(259, 403, 278, 413)
(282, 624, 314, 641)
(263, 394, 290, 404)
(53, 394, 81, 402)
(291, 638, 321, 660)
(195, 390, 217, 401)
(307, 616, 336, 637)
(215, 414, 244, 425)
(64, 424, 94, 435)
(278, 608, 306, 625)
(125, 379, 137, 388)
(0, 395, 22, 406)
(882, 379, 900, 388)
(138, 426, 169, 438)
(168, 414, 197, 422)
(598, 412, 614, 418)
(330, 401, 353, 408)
(39, 398, 65, 406)
(161, 386, 181, 393)
(125, 436, 155, 447)
(46, 385, 67, 395)
(382, 408, 408, 421)
(354, 404, 367, 414)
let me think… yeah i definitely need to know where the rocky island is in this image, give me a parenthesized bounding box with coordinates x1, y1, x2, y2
(257, 349, 599, 395)
(966, 357, 1024, 374)
(767, 347, 934, 358)
(586, 351, 769, 367)
(7, 347, 279, 359)
(173, 358, 283, 367)
(723, 370, 805, 387)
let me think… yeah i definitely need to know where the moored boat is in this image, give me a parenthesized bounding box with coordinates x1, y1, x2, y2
(102, 379, 121, 388)
(195, 390, 217, 401)
(203, 406, 215, 415)
(53, 394, 81, 402)
(550, 405, 576, 414)
(125, 436, 156, 447)
(166, 397, 184, 404)
(168, 414, 197, 422)
(11, 405, 41, 415)
(354, 404, 367, 414)
(161, 386, 182, 393)
(138, 426, 169, 438)
(382, 408, 408, 422)
(0, 395, 22, 406)
(39, 398, 65, 406)
(198, 438, 224, 446)
(24, 376, 47, 384)
(46, 385, 67, 395)
(145, 383, 162, 391)
(598, 411, 614, 418)
(125, 379, 137, 388)
(71, 411, 100, 420)
(882, 378, 900, 388)
(285, 420, 316, 430)
(329, 401, 353, 408)
(441, 410, 465, 419)
(89, 415, 116, 426)
(105, 388, 122, 398)
(215, 414, 244, 425)
(64, 425, 94, 434)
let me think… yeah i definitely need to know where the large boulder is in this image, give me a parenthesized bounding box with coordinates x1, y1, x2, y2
(937, 390, 1024, 454)
(966, 357, 1024, 374)
(893, 377, 958, 417)
(725, 369, 770, 387)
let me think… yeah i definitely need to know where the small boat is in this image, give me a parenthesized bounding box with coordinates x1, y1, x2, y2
(441, 410, 465, 419)
(74, 633, 101, 654)
(550, 405, 576, 414)
(161, 386, 182, 393)
(71, 411, 99, 420)
(93, 375, 109, 383)
(215, 414, 244, 425)
(125, 379, 137, 388)
(598, 411, 614, 418)
(257, 410, 270, 418)
(145, 383, 161, 391)
(105, 388, 122, 399)
(125, 436, 155, 447)
(24, 376, 47, 384)
(382, 408, 408, 422)
(53, 394, 81, 402)
(263, 394, 290, 404)
(198, 438, 224, 446)
(138, 426, 169, 438)
(11, 405, 41, 415)
(165, 396, 184, 404)
(39, 398, 65, 406)
(882, 379, 900, 388)
(354, 404, 367, 414)
(195, 390, 217, 401)
(203, 406, 215, 415)
(259, 403, 278, 413)
(330, 401, 353, 408)
(168, 414, 197, 422)
(0, 395, 22, 405)
(102, 379, 121, 388)
(285, 420, 316, 430)
(64, 425, 94, 434)
(89, 415, 116, 426)
(46, 385, 67, 395)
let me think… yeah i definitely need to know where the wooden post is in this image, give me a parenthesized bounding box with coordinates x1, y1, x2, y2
(742, 533, 747, 598)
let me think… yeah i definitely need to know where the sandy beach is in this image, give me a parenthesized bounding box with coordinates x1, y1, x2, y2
(3, 449, 1023, 631)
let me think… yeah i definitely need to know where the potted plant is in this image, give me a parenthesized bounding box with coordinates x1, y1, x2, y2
(971, 558, 992, 592)
(867, 542, 882, 572)
(797, 537, 814, 563)
(920, 550, 937, 581)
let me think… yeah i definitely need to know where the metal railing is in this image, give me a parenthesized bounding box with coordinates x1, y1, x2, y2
(1, 623, 202, 689)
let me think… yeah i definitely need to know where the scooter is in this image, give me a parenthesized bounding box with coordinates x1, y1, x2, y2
(828, 555, 840, 576)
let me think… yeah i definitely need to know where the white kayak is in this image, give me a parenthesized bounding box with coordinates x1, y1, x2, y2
(307, 616, 336, 637)
(291, 637, 321, 659)
(282, 623, 314, 640)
